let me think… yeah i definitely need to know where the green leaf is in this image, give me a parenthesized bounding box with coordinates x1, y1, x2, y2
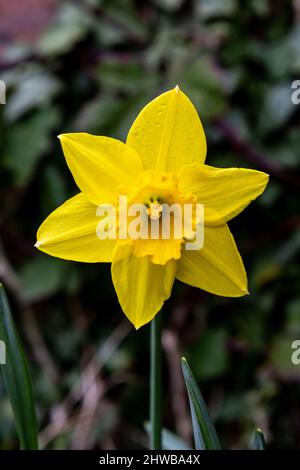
(104, 3, 148, 42)
(0, 284, 38, 449)
(181, 357, 221, 450)
(258, 83, 295, 134)
(19, 256, 68, 303)
(144, 423, 191, 450)
(195, 0, 237, 19)
(4, 70, 61, 122)
(153, 0, 184, 12)
(187, 329, 229, 380)
(3, 107, 60, 185)
(269, 334, 300, 379)
(181, 56, 228, 120)
(251, 428, 266, 450)
(38, 3, 91, 57)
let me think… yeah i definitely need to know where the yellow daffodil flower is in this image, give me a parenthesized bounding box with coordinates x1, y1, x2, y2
(35, 86, 269, 329)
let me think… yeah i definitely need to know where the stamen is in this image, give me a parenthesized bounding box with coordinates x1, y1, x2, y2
(146, 201, 163, 220)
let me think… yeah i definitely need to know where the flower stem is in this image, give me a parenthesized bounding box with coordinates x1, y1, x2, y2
(150, 312, 162, 450)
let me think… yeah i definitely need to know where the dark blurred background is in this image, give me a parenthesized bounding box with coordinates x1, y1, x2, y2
(0, 0, 300, 450)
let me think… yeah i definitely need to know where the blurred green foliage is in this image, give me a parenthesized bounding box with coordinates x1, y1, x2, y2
(0, 0, 300, 450)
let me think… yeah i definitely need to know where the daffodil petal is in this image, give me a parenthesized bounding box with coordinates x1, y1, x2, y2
(111, 245, 177, 328)
(132, 238, 182, 265)
(178, 164, 269, 225)
(59, 133, 143, 205)
(176, 224, 248, 297)
(36, 193, 115, 262)
(126, 87, 207, 172)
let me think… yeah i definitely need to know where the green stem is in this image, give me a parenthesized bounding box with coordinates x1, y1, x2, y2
(150, 312, 162, 450)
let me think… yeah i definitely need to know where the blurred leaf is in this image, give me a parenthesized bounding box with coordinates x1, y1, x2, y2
(251, 259, 282, 288)
(239, 292, 274, 326)
(187, 329, 229, 380)
(181, 56, 228, 120)
(19, 256, 68, 303)
(5, 71, 61, 121)
(145, 423, 191, 450)
(269, 335, 300, 379)
(0, 284, 38, 449)
(95, 22, 128, 47)
(257, 181, 281, 207)
(98, 60, 156, 94)
(0, 398, 16, 445)
(38, 3, 92, 56)
(251, 231, 300, 289)
(153, 0, 184, 11)
(3, 108, 60, 185)
(181, 357, 221, 450)
(225, 111, 251, 141)
(104, 2, 148, 42)
(265, 26, 300, 77)
(250, 0, 269, 16)
(286, 298, 300, 334)
(41, 165, 68, 215)
(146, 27, 181, 69)
(72, 94, 124, 134)
(218, 394, 248, 421)
(55, 329, 82, 361)
(275, 231, 300, 265)
(258, 83, 295, 134)
(268, 129, 300, 168)
(196, 0, 237, 19)
(251, 428, 266, 450)
(1, 44, 32, 64)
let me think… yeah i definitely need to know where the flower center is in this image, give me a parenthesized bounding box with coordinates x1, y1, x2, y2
(114, 170, 200, 264)
(146, 201, 163, 220)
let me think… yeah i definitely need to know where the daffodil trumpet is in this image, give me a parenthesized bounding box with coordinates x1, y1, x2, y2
(35, 86, 269, 450)
(95, 194, 204, 250)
